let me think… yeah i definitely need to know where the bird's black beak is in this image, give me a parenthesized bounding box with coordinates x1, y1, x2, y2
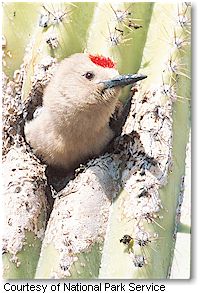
(101, 74, 147, 89)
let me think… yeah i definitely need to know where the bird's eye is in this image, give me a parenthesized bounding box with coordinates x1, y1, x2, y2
(84, 71, 95, 80)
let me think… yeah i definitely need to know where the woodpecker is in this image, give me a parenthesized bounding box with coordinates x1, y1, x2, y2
(25, 53, 146, 170)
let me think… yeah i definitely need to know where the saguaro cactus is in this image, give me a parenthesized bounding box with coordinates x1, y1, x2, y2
(2, 2, 191, 279)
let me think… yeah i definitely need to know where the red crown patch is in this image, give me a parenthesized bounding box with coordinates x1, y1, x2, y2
(89, 54, 116, 68)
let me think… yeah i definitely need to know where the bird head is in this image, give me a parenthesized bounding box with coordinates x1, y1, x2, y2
(43, 53, 147, 112)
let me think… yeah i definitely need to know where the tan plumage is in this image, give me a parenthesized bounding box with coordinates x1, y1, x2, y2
(25, 53, 121, 170)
